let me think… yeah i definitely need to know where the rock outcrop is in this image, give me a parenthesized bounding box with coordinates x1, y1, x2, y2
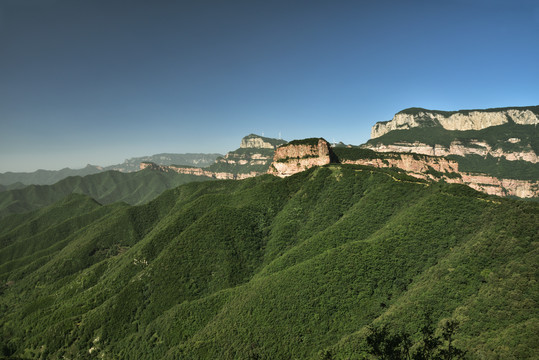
(268, 138, 334, 177)
(340, 152, 538, 198)
(363, 105, 539, 198)
(141, 134, 286, 180)
(367, 140, 538, 163)
(240, 134, 286, 149)
(371, 107, 539, 139)
(140, 162, 261, 180)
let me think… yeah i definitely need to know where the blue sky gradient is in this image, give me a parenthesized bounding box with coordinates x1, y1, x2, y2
(1, 0, 538, 172)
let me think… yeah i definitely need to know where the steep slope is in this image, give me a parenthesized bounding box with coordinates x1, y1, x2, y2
(1, 165, 537, 359)
(0, 169, 213, 219)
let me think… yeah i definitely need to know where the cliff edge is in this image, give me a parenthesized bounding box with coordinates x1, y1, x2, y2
(371, 106, 539, 139)
(268, 138, 335, 177)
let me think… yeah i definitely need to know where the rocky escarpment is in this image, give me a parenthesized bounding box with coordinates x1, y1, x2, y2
(268, 138, 334, 177)
(363, 105, 539, 198)
(141, 134, 286, 180)
(240, 134, 286, 149)
(336, 149, 538, 198)
(371, 106, 539, 139)
(367, 140, 538, 163)
(140, 162, 258, 180)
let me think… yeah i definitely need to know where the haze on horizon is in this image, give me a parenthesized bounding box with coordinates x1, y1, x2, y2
(1, 0, 538, 173)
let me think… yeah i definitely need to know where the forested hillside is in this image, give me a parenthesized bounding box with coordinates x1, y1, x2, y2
(0, 165, 537, 359)
(0, 169, 213, 219)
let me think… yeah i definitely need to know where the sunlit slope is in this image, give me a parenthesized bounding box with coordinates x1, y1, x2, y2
(0, 165, 537, 359)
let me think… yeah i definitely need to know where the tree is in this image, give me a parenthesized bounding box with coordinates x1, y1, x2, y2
(365, 324, 411, 359)
(365, 319, 466, 360)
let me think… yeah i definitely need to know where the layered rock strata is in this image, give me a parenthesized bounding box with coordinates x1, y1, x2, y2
(140, 134, 285, 180)
(341, 153, 538, 198)
(371, 107, 539, 139)
(366, 140, 538, 163)
(268, 138, 333, 177)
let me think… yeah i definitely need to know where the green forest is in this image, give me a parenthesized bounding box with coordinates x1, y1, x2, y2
(0, 169, 213, 219)
(0, 164, 537, 359)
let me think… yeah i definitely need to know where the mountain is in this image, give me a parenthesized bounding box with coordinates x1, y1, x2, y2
(0, 154, 221, 186)
(370, 106, 539, 139)
(268, 138, 335, 177)
(0, 165, 104, 187)
(0, 169, 213, 219)
(362, 106, 539, 198)
(261, 137, 537, 198)
(142, 134, 287, 180)
(103, 153, 222, 173)
(0, 135, 284, 219)
(0, 183, 26, 193)
(1, 164, 537, 359)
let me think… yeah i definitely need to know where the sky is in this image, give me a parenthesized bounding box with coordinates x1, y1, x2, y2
(1, 0, 538, 172)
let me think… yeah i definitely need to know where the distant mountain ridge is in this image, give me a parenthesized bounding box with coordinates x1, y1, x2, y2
(0, 169, 213, 218)
(142, 134, 287, 180)
(0, 153, 221, 187)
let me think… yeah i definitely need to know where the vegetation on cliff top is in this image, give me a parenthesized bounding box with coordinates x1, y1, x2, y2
(397, 105, 539, 117)
(286, 137, 328, 147)
(1, 165, 537, 359)
(368, 123, 538, 154)
(243, 134, 287, 147)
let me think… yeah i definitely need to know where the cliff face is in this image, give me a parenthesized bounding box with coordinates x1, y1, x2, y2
(367, 140, 538, 163)
(141, 134, 286, 180)
(363, 106, 539, 198)
(140, 162, 259, 180)
(371, 107, 539, 139)
(340, 153, 538, 198)
(268, 138, 333, 177)
(240, 134, 286, 149)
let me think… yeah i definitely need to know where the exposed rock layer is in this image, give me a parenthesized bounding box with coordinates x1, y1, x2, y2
(371, 108, 539, 138)
(366, 140, 538, 163)
(268, 139, 333, 177)
(342, 153, 538, 198)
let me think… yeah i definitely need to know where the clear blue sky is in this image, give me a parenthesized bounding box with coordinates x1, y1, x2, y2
(1, 0, 538, 172)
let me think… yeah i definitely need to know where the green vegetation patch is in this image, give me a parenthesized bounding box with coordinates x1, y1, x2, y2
(397, 105, 539, 117)
(286, 137, 327, 147)
(449, 154, 539, 180)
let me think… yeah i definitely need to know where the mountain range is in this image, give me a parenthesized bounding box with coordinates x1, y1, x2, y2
(0, 105, 537, 359)
(0, 153, 221, 186)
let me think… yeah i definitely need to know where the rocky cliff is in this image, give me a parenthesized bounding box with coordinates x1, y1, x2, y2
(240, 134, 286, 149)
(371, 106, 539, 139)
(367, 139, 538, 163)
(363, 105, 539, 198)
(141, 134, 286, 180)
(335, 149, 538, 198)
(268, 138, 334, 177)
